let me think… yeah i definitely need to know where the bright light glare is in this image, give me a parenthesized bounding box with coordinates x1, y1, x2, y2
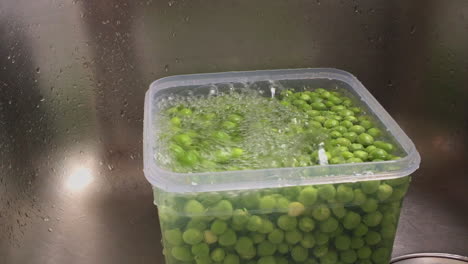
(66, 166, 93, 191)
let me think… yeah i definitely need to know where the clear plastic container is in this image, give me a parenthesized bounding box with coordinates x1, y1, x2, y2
(143, 68, 420, 264)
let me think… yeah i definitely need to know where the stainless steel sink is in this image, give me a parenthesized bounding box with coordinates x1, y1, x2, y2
(1, 0, 467, 263)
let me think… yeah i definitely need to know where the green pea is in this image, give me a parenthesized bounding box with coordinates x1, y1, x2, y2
(277, 215, 297, 231)
(223, 254, 240, 264)
(259, 195, 277, 212)
(211, 200, 233, 220)
(313, 116, 326, 123)
(257, 241, 277, 256)
(332, 204, 346, 218)
(313, 245, 329, 257)
(186, 219, 208, 230)
(310, 120, 323, 128)
(268, 229, 284, 244)
(184, 200, 205, 216)
(183, 228, 204, 245)
(372, 248, 391, 264)
(339, 109, 354, 117)
(211, 248, 226, 262)
(287, 201, 305, 216)
(195, 255, 212, 264)
(330, 96, 343, 105)
(365, 231, 381, 245)
(353, 150, 369, 161)
(204, 230, 218, 244)
(333, 127, 348, 136)
(377, 184, 393, 201)
(335, 137, 352, 147)
(324, 119, 339, 129)
(292, 245, 309, 262)
(307, 110, 321, 116)
(258, 219, 274, 234)
(361, 198, 378, 213)
(350, 125, 366, 134)
(219, 229, 237, 246)
(336, 185, 354, 203)
(301, 233, 316, 248)
(365, 145, 377, 153)
(361, 181, 380, 194)
(341, 249, 357, 264)
(276, 197, 290, 212)
(330, 130, 342, 139)
(358, 133, 374, 146)
(347, 157, 363, 163)
(247, 216, 263, 231)
(231, 148, 244, 158)
(173, 133, 193, 147)
(343, 132, 358, 142)
(320, 217, 339, 233)
(172, 246, 193, 262)
(232, 209, 249, 226)
(369, 148, 388, 160)
(320, 250, 338, 264)
(343, 211, 361, 230)
(349, 143, 364, 152)
(170, 116, 182, 127)
(235, 236, 254, 256)
(298, 216, 315, 232)
(330, 156, 345, 164)
(277, 242, 289, 254)
(315, 232, 329, 246)
(318, 184, 336, 201)
(321, 91, 332, 98)
(343, 99, 352, 107)
(298, 186, 318, 206)
(258, 256, 276, 264)
(341, 151, 354, 159)
(211, 219, 228, 235)
(353, 224, 369, 237)
(312, 204, 331, 221)
(251, 232, 266, 244)
(311, 102, 327, 110)
(285, 229, 303, 245)
(352, 189, 367, 205)
(367, 128, 382, 138)
(350, 107, 361, 114)
(357, 247, 372, 259)
(192, 243, 210, 257)
(165, 228, 183, 246)
(363, 211, 383, 227)
(351, 236, 365, 249)
(335, 235, 351, 250)
(345, 115, 358, 123)
(360, 120, 373, 129)
(212, 130, 231, 142)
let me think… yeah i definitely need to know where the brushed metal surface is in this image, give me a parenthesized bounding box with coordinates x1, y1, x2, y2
(1, 0, 468, 263)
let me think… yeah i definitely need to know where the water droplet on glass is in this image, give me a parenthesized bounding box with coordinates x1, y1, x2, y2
(316, 0, 320, 5)
(164, 64, 169, 72)
(410, 25, 416, 34)
(171, 32, 176, 38)
(43, 217, 50, 222)
(184, 16, 190, 22)
(168, 0, 175, 6)
(48, 228, 53, 232)
(36, 67, 40, 73)
(102, 20, 110, 25)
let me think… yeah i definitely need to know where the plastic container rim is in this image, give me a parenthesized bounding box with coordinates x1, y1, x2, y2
(143, 68, 421, 193)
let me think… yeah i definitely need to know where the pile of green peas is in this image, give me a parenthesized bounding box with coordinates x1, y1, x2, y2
(158, 176, 410, 264)
(156, 87, 410, 264)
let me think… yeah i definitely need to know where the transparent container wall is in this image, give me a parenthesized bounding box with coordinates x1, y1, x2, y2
(155, 176, 411, 264)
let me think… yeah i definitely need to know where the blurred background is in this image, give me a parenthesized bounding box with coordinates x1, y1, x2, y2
(0, 0, 467, 263)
